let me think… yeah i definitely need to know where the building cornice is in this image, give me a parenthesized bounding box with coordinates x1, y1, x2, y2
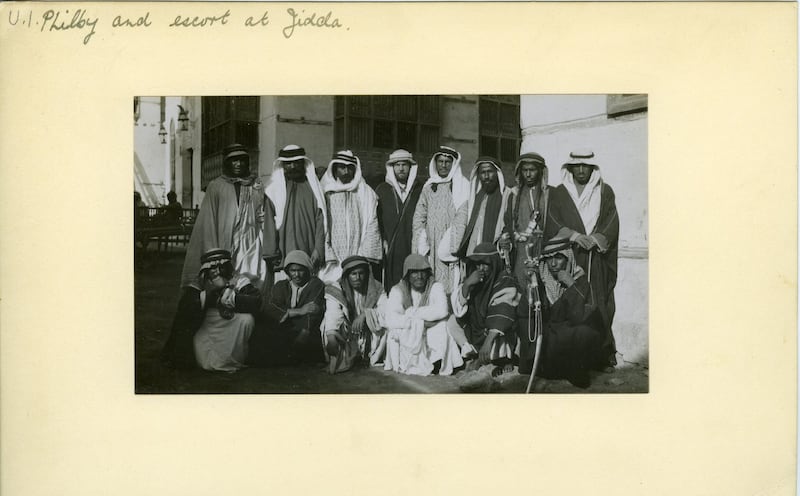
(523, 111, 646, 137)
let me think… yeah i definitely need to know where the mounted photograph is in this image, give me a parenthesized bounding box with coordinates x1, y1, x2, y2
(133, 94, 648, 394)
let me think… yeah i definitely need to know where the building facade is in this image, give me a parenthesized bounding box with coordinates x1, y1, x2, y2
(134, 95, 521, 208)
(134, 96, 185, 207)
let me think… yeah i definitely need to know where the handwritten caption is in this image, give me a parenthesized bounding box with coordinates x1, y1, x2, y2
(6, 8, 347, 45)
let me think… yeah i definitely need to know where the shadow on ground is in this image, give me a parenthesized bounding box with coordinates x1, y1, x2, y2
(135, 248, 648, 394)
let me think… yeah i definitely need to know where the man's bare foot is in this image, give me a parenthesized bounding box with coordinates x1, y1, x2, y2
(491, 363, 515, 377)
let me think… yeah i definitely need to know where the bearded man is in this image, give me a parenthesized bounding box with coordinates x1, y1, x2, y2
(451, 157, 512, 259)
(375, 149, 424, 292)
(263, 144, 327, 276)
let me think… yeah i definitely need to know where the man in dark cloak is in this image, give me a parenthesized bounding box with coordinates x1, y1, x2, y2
(545, 149, 619, 367)
(448, 242, 519, 373)
(518, 235, 606, 388)
(375, 149, 423, 292)
(499, 152, 550, 290)
(451, 157, 511, 259)
(263, 145, 327, 278)
(252, 250, 325, 365)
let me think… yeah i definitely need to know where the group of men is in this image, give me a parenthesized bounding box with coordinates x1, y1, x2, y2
(160, 141, 619, 388)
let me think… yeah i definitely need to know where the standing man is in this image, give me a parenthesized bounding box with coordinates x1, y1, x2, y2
(411, 146, 470, 295)
(451, 156, 511, 259)
(163, 144, 268, 366)
(375, 149, 424, 292)
(180, 143, 268, 290)
(500, 152, 550, 289)
(264, 144, 327, 277)
(319, 150, 383, 283)
(545, 149, 619, 368)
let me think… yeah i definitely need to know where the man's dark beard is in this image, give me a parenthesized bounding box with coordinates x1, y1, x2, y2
(285, 168, 307, 182)
(482, 179, 499, 193)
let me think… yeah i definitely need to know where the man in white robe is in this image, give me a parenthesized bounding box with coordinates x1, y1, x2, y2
(384, 254, 464, 376)
(411, 146, 470, 294)
(318, 150, 383, 283)
(192, 249, 261, 373)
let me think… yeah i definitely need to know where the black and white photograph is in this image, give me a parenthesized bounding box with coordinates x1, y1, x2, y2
(134, 94, 649, 393)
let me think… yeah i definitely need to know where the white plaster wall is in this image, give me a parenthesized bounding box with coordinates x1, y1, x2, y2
(523, 94, 607, 126)
(616, 258, 649, 365)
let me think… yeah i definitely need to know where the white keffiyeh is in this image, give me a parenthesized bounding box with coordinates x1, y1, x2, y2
(265, 159, 327, 230)
(423, 152, 470, 210)
(560, 165, 603, 234)
(385, 162, 418, 203)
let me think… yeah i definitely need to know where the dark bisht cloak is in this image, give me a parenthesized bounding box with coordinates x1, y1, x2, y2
(375, 174, 423, 292)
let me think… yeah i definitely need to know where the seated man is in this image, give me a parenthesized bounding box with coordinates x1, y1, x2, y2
(448, 242, 519, 374)
(520, 235, 605, 388)
(323, 256, 387, 374)
(163, 190, 183, 226)
(192, 249, 262, 373)
(384, 254, 464, 376)
(257, 250, 325, 365)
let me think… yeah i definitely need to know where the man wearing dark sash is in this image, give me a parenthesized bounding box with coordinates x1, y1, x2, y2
(500, 152, 550, 290)
(375, 149, 423, 292)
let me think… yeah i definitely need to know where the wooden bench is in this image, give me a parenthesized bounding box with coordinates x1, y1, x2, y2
(135, 207, 197, 254)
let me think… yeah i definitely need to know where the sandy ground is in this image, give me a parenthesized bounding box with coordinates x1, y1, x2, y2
(135, 247, 648, 394)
